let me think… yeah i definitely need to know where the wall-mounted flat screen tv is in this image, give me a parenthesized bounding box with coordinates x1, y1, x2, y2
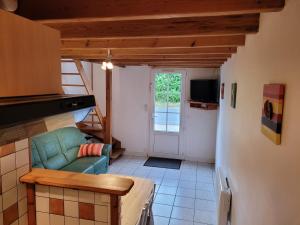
(190, 79, 219, 103)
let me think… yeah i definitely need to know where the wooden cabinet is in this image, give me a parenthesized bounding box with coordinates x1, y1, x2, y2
(0, 10, 62, 97)
(189, 101, 219, 110)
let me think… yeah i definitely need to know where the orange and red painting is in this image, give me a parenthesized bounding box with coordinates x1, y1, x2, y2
(261, 84, 285, 145)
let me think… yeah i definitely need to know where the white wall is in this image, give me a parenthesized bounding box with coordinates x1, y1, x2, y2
(216, 0, 300, 224)
(183, 68, 219, 162)
(93, 65, 219, 162)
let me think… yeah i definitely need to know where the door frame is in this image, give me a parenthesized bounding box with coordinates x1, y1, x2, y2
(148, 68, 187, 159)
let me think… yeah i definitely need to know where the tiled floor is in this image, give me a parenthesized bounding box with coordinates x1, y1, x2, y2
(107, 156, 216, 225)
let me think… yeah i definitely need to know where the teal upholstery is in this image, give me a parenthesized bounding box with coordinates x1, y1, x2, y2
(31, 127, 111, 174)
(61, 156, 108, 174)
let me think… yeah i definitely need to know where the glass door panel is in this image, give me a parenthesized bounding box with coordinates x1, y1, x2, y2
(153, 73, 182, 133)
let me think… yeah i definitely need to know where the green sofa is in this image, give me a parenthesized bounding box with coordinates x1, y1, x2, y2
(31, 127, 111, 174)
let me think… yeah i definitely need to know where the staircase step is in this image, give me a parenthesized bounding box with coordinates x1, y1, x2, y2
(77, 123, 102, 131)
(77, 123, 104, 139)
(81, 121, 101, 125)
(111, 148, 125, 160)
(61, 59, 75, 63)
(61, 73, 80, 75)
(62, 84, 85, 87)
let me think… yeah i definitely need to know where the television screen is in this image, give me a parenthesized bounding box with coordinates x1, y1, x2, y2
(190, 79, 219, 103)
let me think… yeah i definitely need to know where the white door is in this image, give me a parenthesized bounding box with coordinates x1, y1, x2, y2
(149, 71, 185, 158)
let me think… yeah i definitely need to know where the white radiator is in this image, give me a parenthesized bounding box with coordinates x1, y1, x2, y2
(216, 168, 232, 225)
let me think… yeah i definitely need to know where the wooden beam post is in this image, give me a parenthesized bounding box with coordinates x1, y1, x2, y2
(27, 184, 36, 225)
(110, 195, 120, 225)
(104, 68, 112, 144)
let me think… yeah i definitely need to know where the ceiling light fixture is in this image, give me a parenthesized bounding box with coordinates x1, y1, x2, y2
(101, 49, 114, 71)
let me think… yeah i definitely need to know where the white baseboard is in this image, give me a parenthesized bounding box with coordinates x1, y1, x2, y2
(123, 151, 147, 157)
(124, 150, 215, 164)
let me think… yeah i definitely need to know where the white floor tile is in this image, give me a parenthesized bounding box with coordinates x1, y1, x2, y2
(171, 206, 194, 221)
(194, 210, 216, 225)
(108, 157, 216, 225)
(196, 175, 213, 184)
(169, 219, 194, 225)
(196, 190, 215, 201)
(155, 185, 160, 193)
(178, 180, 196, 189)
(154, 194, 175, 206)
(161, 178, 179, 187)
(164, 170, 181, 179)
(176, 188, 196, 198)
(180, 175, 197, 182)
(158, 186, 177, 195)
(195, 199, 216, 211)
(153, 216, 170, 225)
(148, 177, 163, 185)
(152, 203, 172, 218)
(174, 196, 195, 209)
(196, 182, 214, 191)
(148, 168, 167, 178)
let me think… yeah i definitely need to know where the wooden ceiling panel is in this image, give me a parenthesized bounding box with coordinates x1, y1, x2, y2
(61, 47, 237, 58)
(69, 54, 232, 61)
(110, 59, 226, 64)
(16, 0, 286, 68)
(45, 14, 259, 39)
(61, 35, 245, 49)
(17, 0, 284, 21)
(103, 54, 232, 60)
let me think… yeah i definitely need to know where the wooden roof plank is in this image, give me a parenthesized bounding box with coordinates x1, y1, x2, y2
(70, 54, 232, 61)
(17, 0, 285, 21)
(44, 14, 259, 39)
(61, 47, 237, 58)
(61, 35, 245, 49)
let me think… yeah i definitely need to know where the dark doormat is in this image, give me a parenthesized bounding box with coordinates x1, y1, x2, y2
(144, 157, 182, 170)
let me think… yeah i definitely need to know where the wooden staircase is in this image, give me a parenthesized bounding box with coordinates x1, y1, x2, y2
(61, 59, 125, 162)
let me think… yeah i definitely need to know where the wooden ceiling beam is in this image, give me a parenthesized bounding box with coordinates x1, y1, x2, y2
(45, 14, 259, 39)
(80, 55, 232, 64)
(149, 65, 221, 68)
(86, 54, 232, 60)
(115, 58, 226, 62)
(61, 35, 245, 49)
(118, 62, 222, 67)
(61, 47, 237, 58)
(112, 60, 225, 65)
(117, 63, 222, 68)
(17, 0, 285, 21)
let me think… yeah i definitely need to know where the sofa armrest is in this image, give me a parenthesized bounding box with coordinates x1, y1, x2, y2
(102, 144, 112, 158)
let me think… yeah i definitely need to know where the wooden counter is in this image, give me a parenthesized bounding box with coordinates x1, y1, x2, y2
(20, 168, 134, 196)
(20, 169, 154, 225)
(119, 176, 155, 225)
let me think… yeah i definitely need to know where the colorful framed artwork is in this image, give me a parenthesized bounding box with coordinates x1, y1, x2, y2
(231, 83, 237, 108)
(221, 83, 225, 100)
(261, 84, 285, 145)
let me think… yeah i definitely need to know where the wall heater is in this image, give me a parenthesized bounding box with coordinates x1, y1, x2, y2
(216, 168, 232, 225)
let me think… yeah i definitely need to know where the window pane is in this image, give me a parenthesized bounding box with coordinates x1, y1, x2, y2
(167, 113, 180, 132)
(155, 91, 168, 113)
(155, 74, 168, 92)
(154, 72, 182, 133)
(168, 102, 181, 114)
(154, 112, 167, 132)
